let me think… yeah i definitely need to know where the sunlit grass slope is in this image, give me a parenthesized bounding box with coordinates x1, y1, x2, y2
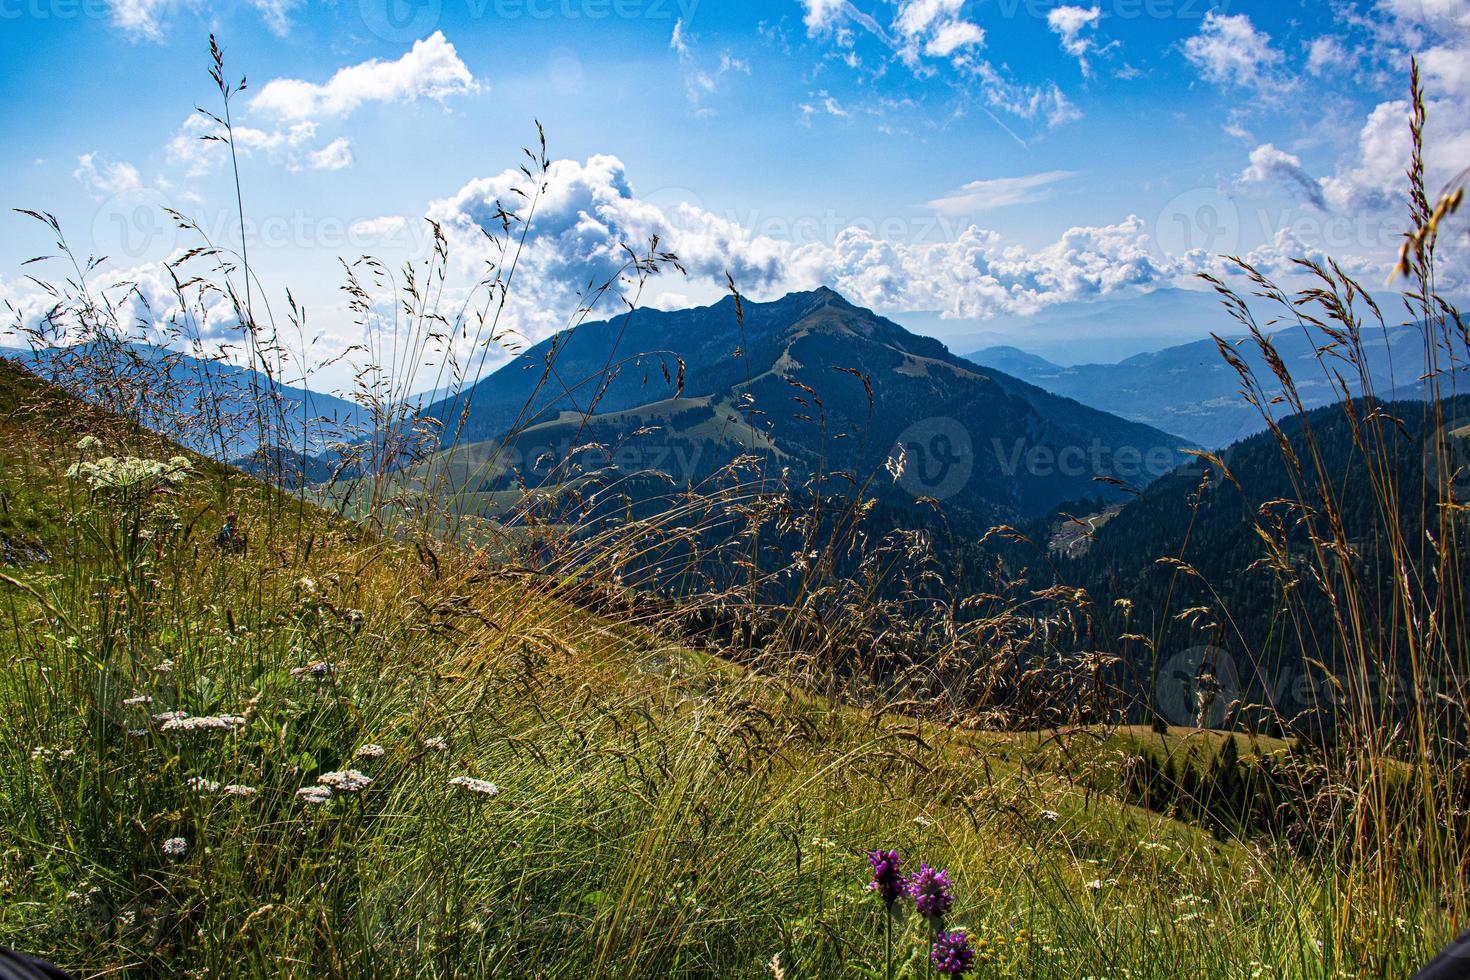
(0, 358, 1442, 978)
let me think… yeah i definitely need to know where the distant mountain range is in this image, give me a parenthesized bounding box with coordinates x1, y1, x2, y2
(0, 342, 452, 467)
(967, 322, 1448, 449)
(410, 288, 1193, 530)
(901, 288, 1231, 365)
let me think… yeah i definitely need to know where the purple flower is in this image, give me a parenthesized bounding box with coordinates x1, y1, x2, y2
(908, 864, 954, 919)
(867, 849, 904, 904)
(930, 930, 975, 976)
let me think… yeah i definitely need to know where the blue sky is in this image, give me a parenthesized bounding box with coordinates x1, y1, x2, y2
(1, 0, 1466, 381)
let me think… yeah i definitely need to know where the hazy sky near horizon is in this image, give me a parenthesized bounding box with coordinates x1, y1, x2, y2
(1, 0, 1466, 382)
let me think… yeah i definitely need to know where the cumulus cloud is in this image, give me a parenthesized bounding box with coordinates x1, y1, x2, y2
(305, 138, 354, 172)
(895, 0, 985, 63)
(249, 32, 480, 122)
(1239, 144, 1327, 210)
(166, 114, 329, 177)
(1183, 12, 1284, 91)
(164, 36, 476, 176)
(417, 153, 1206, 355)
(927, 171, 1077, 214)
(1306, 36, 1350, 75)
(74, 154, 144, 198)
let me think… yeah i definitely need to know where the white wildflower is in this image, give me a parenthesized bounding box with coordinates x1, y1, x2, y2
(123, 695, 153, 706)
(355, 743, 386, 759)
(154, 659, 175, 675)
(1040, 810, 1060, 822)
(317, 770, 372, 793)
(296, 786, 332, 804)
(223, 785, 258, 798)
(161, 714, 246, 733)
(448, 776, 499, 796)
(152, 710, 188, 723)
(161, 837, 187, 857)
(423, 736, 448, 752)
(187, 777, 220, 793)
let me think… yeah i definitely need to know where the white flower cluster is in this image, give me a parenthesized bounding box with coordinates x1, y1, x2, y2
(66, 452, 192, 492)
(448, 776, 499, 797)
(317, 770, 372, 793)
(161, 837, 187, 856)
(160, 714, 247, 733)
(296, 786, 332, 805)
(355, 744, 385, 758)
(190, 777, 258, 797)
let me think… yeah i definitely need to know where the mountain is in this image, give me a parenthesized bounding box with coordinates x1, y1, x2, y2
(1, 342, 369, 461)
(903, 287, 1229, 364)
(967, 322, 1445, 449)
(415, 288, 1193, 530)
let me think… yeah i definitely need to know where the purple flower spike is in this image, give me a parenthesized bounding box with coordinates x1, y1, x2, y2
(930, 930, 976, 976)
(867, 849, 905, 904)
(908, 864, 955, 919)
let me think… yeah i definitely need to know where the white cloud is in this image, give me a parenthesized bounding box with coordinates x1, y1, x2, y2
(1306, 36, 1350, 74)
(928, 171, 1077, 214)
(1183, 12, 1284, 91)
(895, 0, 985, 63)
(74, 154, 143, 198)
(799, 91, 851, 124)
(249, 32, 480, 122)
(1239, 144, 1327, 210)
(108, 0, 297, 40)
(670, 19, 750, 116)
(801, 0, 848, 33)
(420, 153, 1208, 354)
(166, 114, 330, 177)
(925, 20, 985, 58)
(972, 63, 1080, 129)
(305, 138, 354, 172)
(349, 215, 412, 241)
(1048, 6, 1102, 76)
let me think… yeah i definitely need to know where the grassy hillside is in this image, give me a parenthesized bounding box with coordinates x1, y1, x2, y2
(0, 343, 1445, 978)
